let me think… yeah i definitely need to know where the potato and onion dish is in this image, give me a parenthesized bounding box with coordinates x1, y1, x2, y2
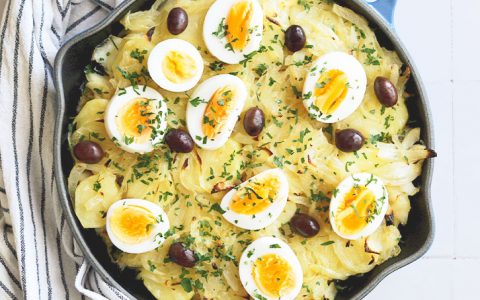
(68, 0, 435, 299)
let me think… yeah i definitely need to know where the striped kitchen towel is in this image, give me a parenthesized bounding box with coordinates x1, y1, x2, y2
(0, 0, 131, 299)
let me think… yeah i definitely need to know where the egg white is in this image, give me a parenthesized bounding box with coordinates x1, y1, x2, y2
(203, 0, 264, 64)
(186, 74, 247, 150)
(106, 199, 170, 254)
(239, 236, 303, 300)
(104, 86, 168, 154)
(329, 173, 389, 240)
(303, 51, 367, 123)
(220, 169, 289, 230)
(148, 39, 204, 92)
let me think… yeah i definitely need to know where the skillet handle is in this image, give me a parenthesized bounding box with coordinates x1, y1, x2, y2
(365, 0, 397, 26)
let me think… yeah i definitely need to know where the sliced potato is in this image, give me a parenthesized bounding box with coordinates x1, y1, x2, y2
(332, 234, 376, 275)
(74, 98, 108, 129)
(74, 170, 120, 228)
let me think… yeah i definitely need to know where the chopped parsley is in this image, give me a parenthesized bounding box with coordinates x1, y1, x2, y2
(190, 97, 208, 107)
(180, 278, 193, 293)
(93, 180, 101, 192)
(321, 241, 335, 246)
(209, 61, 225, 71)
(209, 203, 226, 214)
(273, 156, 284, 168)
(358, 45, 381, 66)
(254, 63, 268, 77)
(212, 18, 228, 38)
(239, 46, 267, 67)
(147, 260, 156, 272)
(297, 0, 312, 12)
(130, 48, 148, 63)
(123, 135, 134, 145)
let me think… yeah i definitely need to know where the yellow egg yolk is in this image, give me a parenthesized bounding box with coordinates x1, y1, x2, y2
(117, 98, 153, 144)
(226, 0, 253, 51)
(202, 86, 235, 138)
(335, 186, 377, 236)
(252, 254, 296, 298)
(110, 205, 156, 244)
(314, 69, 349, 115)
(229, 176, 280, 215)
(162, 51, 197, 83)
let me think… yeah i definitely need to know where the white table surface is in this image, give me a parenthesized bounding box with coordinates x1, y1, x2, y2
(0, 0, 474, 299)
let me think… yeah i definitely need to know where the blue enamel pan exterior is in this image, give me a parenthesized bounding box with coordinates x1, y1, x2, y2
(54, 0, 434, 299)
(367, 0, 397, 25)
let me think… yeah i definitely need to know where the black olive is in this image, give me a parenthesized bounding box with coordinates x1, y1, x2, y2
(168, 242, 197, 268)
(335, 129, 364, 152)
(243, 107, 265, 136)
(73, 141, 104, 164)
(374, 77, 398, 107)
(167, 7, 188, 35)
(284, 25, 306, 52)
(290, 213, 320, 238)
(165, 129, 194, 153)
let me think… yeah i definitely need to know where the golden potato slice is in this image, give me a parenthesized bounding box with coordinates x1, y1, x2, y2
(74, 170, 120, 228)
(74, 98, 108, 129)
(332, 234, 376, 275)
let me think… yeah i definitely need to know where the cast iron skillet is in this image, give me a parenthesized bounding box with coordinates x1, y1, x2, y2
(54, 0, 435, 299)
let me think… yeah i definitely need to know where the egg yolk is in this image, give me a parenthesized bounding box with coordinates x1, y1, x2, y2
(226, 0, 253, 50)
(314, 69, 349, 115)
(162, 51, 197, 83)
(117, 98, 153, 144)
(110, 205, 156, 244)
(202, 86, 235, 138)
(335, 186, 377, 236)
(252, 254, 296, 298)
(229, 176, 280, 215)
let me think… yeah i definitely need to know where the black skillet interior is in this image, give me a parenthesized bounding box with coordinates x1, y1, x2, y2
(56, 0, 434, 299)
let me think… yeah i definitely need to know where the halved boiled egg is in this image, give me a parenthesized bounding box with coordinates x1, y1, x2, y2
(329, 173, 389, 240)
(203, 0, 264, 64)
(186, 74, 247, 150)
(106, 199, 170, 254)
(303, 52, 367, 123)
(148, 39, 204, 92)
(105, 86, 167, 154)
(239, 236, 303, 300)
(220, 169, 289, 230)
